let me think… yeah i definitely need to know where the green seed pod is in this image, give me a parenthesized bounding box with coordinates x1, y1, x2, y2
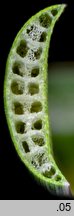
(4, 4, 71, 196)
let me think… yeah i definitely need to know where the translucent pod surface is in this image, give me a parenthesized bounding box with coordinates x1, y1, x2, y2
(4, 4, 71, 196)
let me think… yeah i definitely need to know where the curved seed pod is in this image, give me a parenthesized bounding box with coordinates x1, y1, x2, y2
(4, 4, 71, 196)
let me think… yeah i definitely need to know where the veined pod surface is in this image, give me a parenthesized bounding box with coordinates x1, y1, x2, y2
(4, 4, 71, 196)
